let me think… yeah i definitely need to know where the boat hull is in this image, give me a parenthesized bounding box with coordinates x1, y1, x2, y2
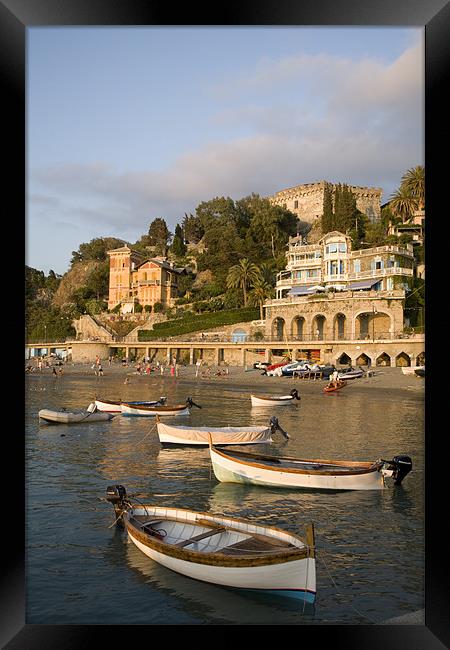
(402, 366, 424, 375)
(123, 506, 315, 602)
(250, 395, 294, 407)
(157, 422, 272, 446)
(121, 404, 190, 416)
(38, 409, 114, 424)
(95, 399, 162, 412)
(210, 447, 385, 490)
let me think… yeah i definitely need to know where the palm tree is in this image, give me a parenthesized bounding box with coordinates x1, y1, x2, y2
(226, 258, 259, 307)
(248, 274, 274, 320)
(401, 165, 425, 210)
(389, 187, 419, 223)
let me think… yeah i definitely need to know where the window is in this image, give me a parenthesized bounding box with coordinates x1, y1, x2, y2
(338, 242, 347, 252)
(307, 269, 319, 278)
(329, 260, 338, 275)
(354, 260, 361, 273)
(294, 200, 298, 209)
(326, 243, 338, 254)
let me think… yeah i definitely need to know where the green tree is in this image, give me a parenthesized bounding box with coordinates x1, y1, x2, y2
(241, 195, 297, 260)
(226, 258, 259, 307)
(389, 187, 418, 223)
(182, 212, 205, 243)
(248, 273, 274, 320)
(321, 184, 334, 233)
(400, 165, 425, 210)
(170, 223, 187, 257)
(71, 237, 125, 266)
(148, 218, 171, 256)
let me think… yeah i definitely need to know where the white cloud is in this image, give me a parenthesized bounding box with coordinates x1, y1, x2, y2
(29, 41, 423, 270)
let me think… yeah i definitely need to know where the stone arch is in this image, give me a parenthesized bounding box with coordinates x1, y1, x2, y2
(333, 312, 347, 340)
(355, 309, 392, 340)
(291, 316, 305, 341)
(416, 351, 425, 365)
(312, 314, 326, 340)
(231, 328, 248, 343)
(271, 317, 286, 342)
(376, 352, 391, 367)
(337, 352, 352, 365)
(356, 353, 371, 366)
(395, 352, 411, 367)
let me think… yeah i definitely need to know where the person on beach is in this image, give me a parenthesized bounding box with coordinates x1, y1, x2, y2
(195, 359, 202, 377)
(124, 376, 129, 384)
(328, 367, 339, 389)
(52, 367, 57, 376)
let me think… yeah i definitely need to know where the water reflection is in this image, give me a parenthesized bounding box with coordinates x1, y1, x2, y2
(123, 532, 316, 623)
(26, 370, 424, 625)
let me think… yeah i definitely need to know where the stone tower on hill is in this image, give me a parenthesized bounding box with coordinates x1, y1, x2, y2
(268, 181, 382, 230)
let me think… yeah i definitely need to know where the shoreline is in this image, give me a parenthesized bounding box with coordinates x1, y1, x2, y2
(25, 361, 425, 396)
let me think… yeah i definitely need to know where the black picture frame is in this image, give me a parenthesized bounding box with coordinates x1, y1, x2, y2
(6, 0, 449, 646)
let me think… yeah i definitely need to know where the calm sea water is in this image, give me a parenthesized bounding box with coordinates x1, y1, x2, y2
(25, 368, 424, 625)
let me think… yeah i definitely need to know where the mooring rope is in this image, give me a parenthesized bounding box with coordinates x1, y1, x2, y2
(319, 547, 377, 624)
(135, 421, 157, 446)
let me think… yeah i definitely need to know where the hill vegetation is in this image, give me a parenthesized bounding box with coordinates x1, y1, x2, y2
(25, 168, 425, 341)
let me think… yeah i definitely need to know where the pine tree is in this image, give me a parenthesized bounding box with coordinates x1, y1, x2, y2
(321, 184, 334, 234)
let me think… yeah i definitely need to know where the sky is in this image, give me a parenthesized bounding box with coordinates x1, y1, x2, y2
(27, 27, 424, 275)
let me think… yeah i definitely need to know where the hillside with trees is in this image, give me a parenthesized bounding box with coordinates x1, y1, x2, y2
(25, 169, 425, 341)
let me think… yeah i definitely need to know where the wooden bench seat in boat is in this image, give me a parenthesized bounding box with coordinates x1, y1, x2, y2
(176, 526, 226, 547)
(217, 534, 297, 556)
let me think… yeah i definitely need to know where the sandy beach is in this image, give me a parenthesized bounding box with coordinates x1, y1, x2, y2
(26, 359, 425, 398)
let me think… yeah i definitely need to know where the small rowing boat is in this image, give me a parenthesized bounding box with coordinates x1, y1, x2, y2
(121, 397, 201, 417)
(94, 397, 167, 412)
(39, 403, 115, 424)
(323, 380, 346, 393)
(156, 416, 289, 446)
(251, 389, 300, 407)
(106, 485, 316, 602)
(208, 444, 413, 491)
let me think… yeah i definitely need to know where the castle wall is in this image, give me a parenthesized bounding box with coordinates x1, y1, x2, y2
(269, 180, 382, 225)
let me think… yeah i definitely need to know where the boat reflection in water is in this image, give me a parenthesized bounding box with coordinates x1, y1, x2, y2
(124, 534, 315, 621)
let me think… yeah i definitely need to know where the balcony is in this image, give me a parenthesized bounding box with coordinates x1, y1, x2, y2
(347, 267, 413, 280)
(348, 244, 413, 257)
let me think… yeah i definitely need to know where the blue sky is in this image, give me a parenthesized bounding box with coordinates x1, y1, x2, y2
(27, 27, 424, 274)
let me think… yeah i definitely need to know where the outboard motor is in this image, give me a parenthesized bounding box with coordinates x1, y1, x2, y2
(270, 416, 290, 440)
(186, 397, 202, 409)
(106, 484, 128, 526)
(383, 456, 413, 485)
(290, 388, 301, 400)
(159, 396, 167, 405)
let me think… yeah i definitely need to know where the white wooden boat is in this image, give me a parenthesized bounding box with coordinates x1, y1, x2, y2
(106, 485, 316, 602)
(251, 388, 300, 407)
(39, 405, 114, 424)
(121, 397, 201, 417)
(94, 397, 166, 412)
(337, 367, 364, 380)
(401, 365, 424, 375)
(208, 445, 413, 491)
(156, 416, 289, 446)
